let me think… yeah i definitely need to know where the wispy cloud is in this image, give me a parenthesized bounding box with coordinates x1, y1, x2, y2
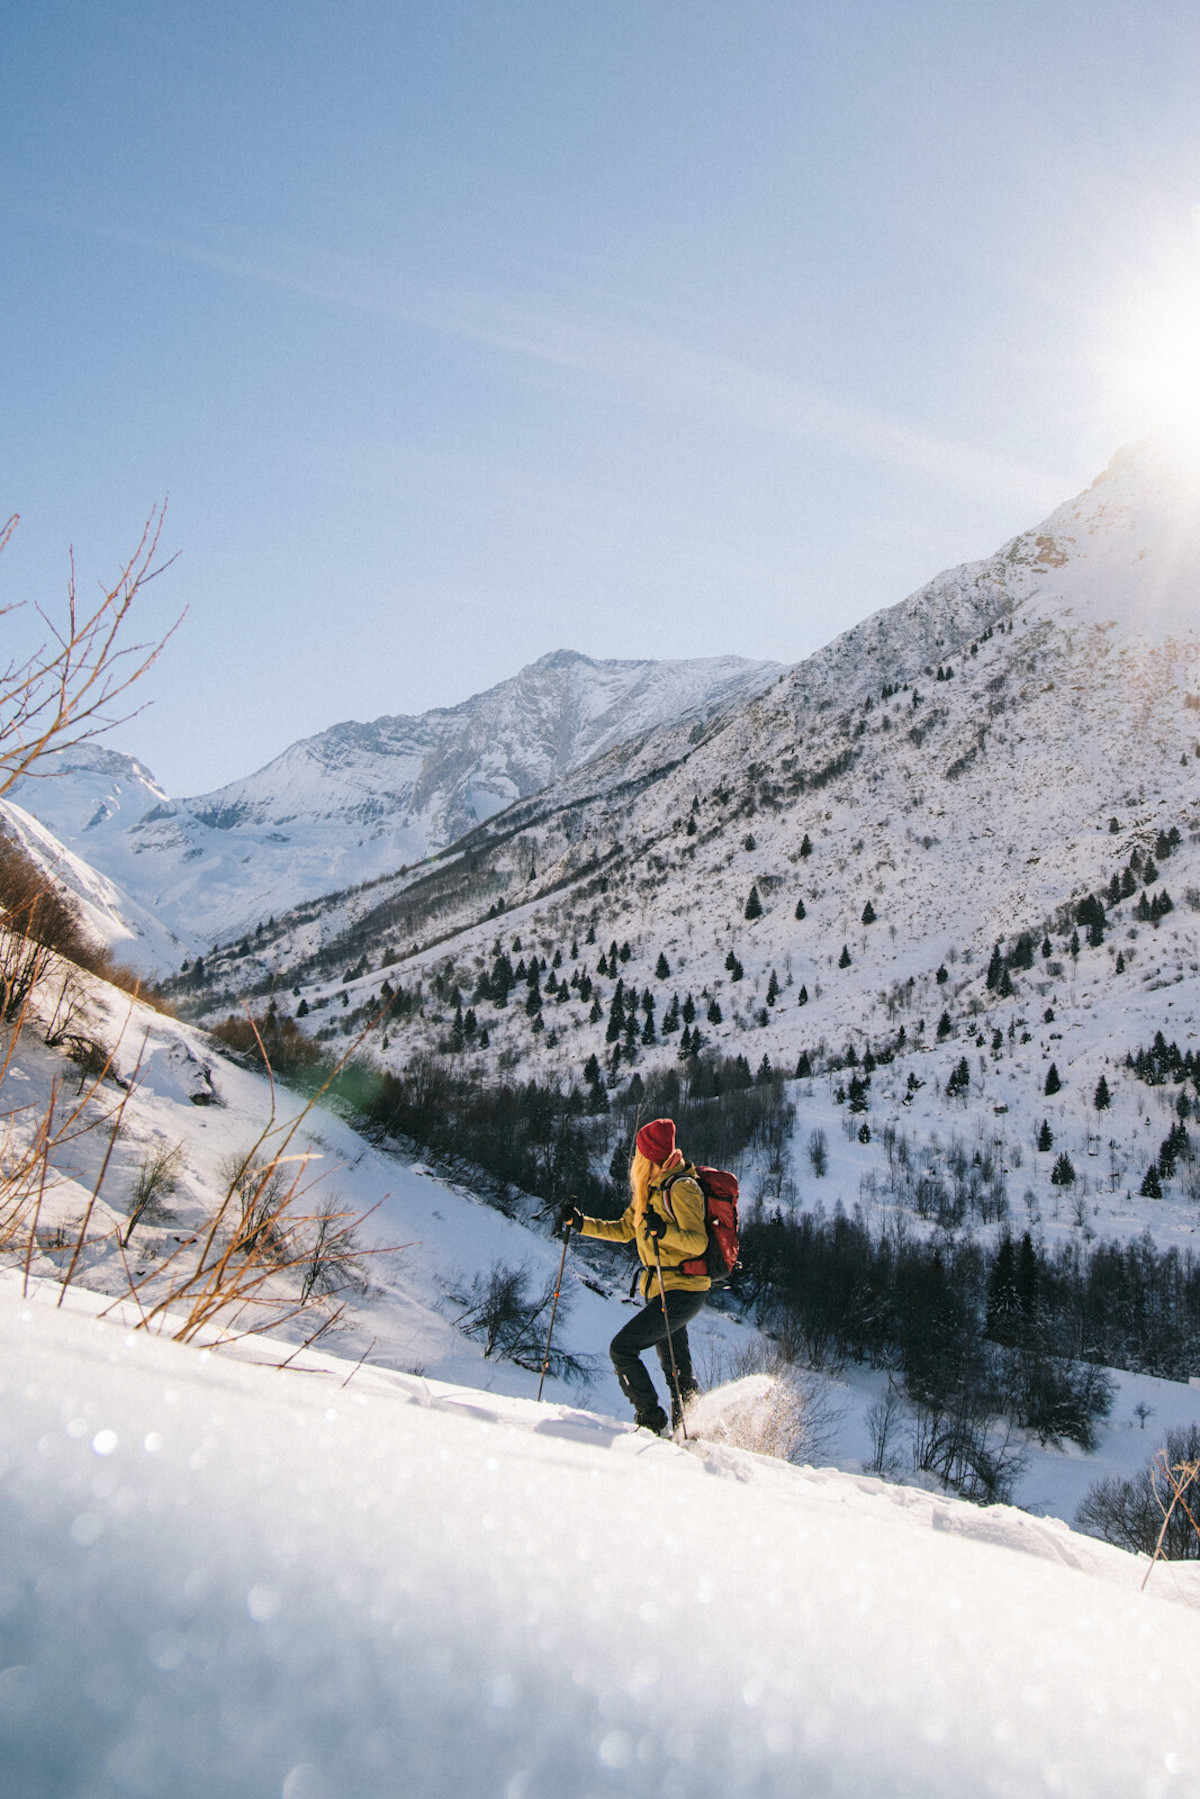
(13, 204, 1068, 508)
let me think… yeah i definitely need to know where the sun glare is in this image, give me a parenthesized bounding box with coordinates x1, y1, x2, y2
(1109, 212, 1200, 457)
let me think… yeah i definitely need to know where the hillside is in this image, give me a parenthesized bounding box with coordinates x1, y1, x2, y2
(5, 651, 776, 966)
(177, 431, 1200, 1265)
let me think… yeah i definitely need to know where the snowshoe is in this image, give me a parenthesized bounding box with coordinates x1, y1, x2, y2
(635, 1406, 669, 1437)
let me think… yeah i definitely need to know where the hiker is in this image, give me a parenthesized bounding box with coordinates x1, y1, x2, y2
(560, 1117, 709, 1435)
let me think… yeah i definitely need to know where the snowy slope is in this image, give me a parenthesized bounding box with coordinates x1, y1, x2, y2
(6, 652, 775, 966)
(179, 428, 1200, 1262)
(4, 1277, 1200, 1799)
(0, 796, 185, 972)
(3, 939, 1191, 1527)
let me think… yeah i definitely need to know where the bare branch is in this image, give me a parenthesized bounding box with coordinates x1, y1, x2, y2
(0, 504, 183, 800)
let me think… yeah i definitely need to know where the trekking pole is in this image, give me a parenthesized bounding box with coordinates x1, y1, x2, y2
(537, 1199, 575, 1403)
(652, 1236, 688, 1441)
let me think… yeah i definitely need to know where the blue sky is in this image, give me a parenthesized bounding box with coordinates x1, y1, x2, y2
(3, 0, 1200, 793)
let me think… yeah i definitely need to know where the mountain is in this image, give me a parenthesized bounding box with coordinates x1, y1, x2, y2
(5, 650, 777, 966)
(185, 428, 1200, 1252)
(0, 789, 185, 973)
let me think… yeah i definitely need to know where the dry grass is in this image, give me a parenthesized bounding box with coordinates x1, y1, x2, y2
(0, 936, 394, 1352)
(1142, 1451, 1200, 1590)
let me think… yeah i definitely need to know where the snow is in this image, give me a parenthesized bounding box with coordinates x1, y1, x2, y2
(0, 797, 183, 973)
(6, 652, 777, 966)
(177, 425, 1200, 1291)
(4, 1274, 1200, 1799)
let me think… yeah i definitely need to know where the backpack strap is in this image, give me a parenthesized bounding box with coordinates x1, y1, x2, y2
(656, 1165, 695, 1223)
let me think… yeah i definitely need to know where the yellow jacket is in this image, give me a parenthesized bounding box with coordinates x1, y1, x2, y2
(579, 1166, 711, 1299)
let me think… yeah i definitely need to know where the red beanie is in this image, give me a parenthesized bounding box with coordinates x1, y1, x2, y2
(636, 1118, 675, 1165)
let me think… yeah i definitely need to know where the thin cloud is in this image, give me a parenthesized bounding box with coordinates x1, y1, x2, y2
(14, 204, 1068, 507)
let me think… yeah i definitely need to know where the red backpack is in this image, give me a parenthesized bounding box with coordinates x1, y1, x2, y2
(666, 1166, 740, 1284)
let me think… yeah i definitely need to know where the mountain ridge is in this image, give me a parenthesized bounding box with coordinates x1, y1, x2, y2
(5, 648, 778, 964)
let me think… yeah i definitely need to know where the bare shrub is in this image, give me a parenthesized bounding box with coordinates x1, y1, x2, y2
(865, 1380, 906, 1478)
(450, 1257, 589, 1383)
(296, 1193, 369, 1301)
(807, 1127, 828, 1178)
(123, 1140, 186, 1245)
(1075, 1424, 1200, 1562)
(0, 507, 178, 800)
(211, 1010, 324, 1079)
(909, 1395, 1027, 1505)
(218, 1147, 292, 1257)
(42, 969, 88, 1046)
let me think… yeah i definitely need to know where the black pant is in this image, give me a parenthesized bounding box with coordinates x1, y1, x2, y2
(610, 1288, 706, 1418)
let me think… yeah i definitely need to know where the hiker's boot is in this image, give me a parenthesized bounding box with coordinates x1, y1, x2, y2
(671, 1384, 699, 1433)
(635, 1405, 669, 1437)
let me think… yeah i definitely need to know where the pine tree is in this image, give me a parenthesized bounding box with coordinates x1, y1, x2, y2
(1016, 1232, 1039, 1322)
(986, 1235, 1019, 1344)
(797, 983, 808, 1005)
(707, 997, 723, 1024)
(838, 944, 851, 969)
(800, 833, 812, 857)
(1050, 1151, 1075, 1186)
(997, 966, 1014, 998)
(986, 943, 1004, 990)
(794, 898, 806, 920)
(795, 1051, 812, 1078)
(766, 969, 780, 1005)
(655, 951, 670, 979)
(861, 899, 876, 925)
(1069, 930, 1080, 959)
(936, 1010, 952, 1039)
(1140, 1163, 1163, 1199)
(681, 993, 696, 1024)
(936, 964, 948, 984)
(296, 997, 308, 1017)
(744, 884, 763, 921)
(1044, 1062, 1061, 1095)
(606, 984, 624, 1043)
(1041, 935, 1052, 958)
(756, 1055, 774, 1085)
(1093, 1074, 1111, 1111)
(946, 1056, 970, 1098)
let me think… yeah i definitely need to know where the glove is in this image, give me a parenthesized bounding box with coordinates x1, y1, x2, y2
(557, 1201, 580, 1238)
(643, 1207, 667, 1241)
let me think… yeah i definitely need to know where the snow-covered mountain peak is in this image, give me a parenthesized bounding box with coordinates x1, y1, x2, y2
(4, 649, 777, 963)
(1006, 427, 1200, 644)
